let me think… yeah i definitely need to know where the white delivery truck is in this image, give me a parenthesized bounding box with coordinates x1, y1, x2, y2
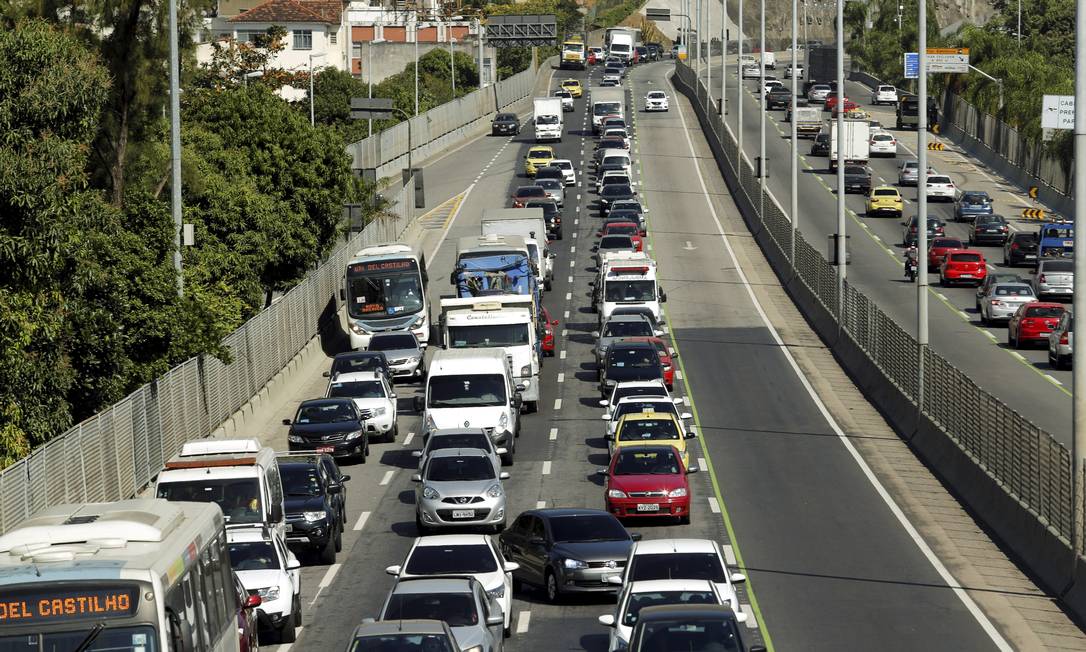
(829, 119, 871, 170)
(758, 51, 776, 69)
(439, 295, 541, 413)
(533, 97, 563, 142)
(416, 348, 523, 465)
(481, 208, 555, 290)
(593, 251, 666, 327)
(792, 107, 823, 138)
(590, 86, 626, 133)
(609, 31, 634, 62)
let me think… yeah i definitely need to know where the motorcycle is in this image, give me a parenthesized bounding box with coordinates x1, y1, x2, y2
(904, 256, 918, 282)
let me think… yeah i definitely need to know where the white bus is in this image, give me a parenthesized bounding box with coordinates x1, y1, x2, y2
(0, 499, 242, 652)
(343, 242, 430, 350)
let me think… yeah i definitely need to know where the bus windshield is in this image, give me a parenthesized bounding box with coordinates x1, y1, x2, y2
(346, 258, 424, 321)
(157, 477, 263, 525)
(0, 625, 158, 652)
(605, 280, 656, 302)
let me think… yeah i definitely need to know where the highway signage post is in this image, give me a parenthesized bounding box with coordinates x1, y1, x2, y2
(1042, 94, 1075, 130)
(484, 15, 557, 47)
(924, 47, 969, 73)
(904, 52, 919, 79)
(645, 7, 671, 20)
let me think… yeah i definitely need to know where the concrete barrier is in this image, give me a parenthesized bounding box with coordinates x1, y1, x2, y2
(671, 66, 1086, 625)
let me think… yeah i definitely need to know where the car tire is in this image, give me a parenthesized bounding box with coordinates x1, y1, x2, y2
(320, 534, 336, 565)
(415, 513, 430, 536)
(334, 522, 343, 553)
(544, 570, 562, 603)
(501, 447, 515, 467)
(390, 422, 399, 443)
(545, 278, 553, 291)
(278, 609, 297, 644)
(493, 521, 506, 534)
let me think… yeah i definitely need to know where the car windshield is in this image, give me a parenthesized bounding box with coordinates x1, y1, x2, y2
(537, 114, 559, 125)
(0, 627, 160, 652)
(636, 616, 742, 651)
(595, 102, 622, 116)
(630, 552, 727, 583)
(622, 590, 718, 626)
(603, 157, 630, 168)
(383, 593, 478, 627)
(549, 514, 629, 542)
(228, 540, 278, 571)
(648, 92, 665, 99)
(295, 402, 357, 423)
(600, 235, 634, 249)
(614, 449, 681, 475)
(605, 281, 656, 302)
(995, 285, 1034, 296)
(1043, 260, 1075, 272)
(449, 323, 530, 348)
(614, 401, 675, 421)
(963, 193, 989, 203)
(496, 114, 515, 122)
(844, 166, 867, 175)
(280, 464, 323, 496)
(528, 150, 552, 159)
(348, 634, 457, 652)
(1026, 306, 1065, 318)
(873, 189, 897, 197)
(950, 253, 982, 263)
(405, 543, 498, 575)
(332, 355, 384, 375)
(328, 380, 385, 400)
(158, 477, 263, 524)
(619, 418, 679, 441)
(427, 374, 507, 408)
(426, 455, 495, 482)
(603, 321, 654, 337)
(429, 433, 491, 454)
(537, 179, 561, 190)
(600, 139, 625, 149)
(370, 334, 417, 351)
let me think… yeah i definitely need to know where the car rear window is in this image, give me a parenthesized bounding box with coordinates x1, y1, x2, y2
(950, 253, 982, 263)
(1026, 306, 1065, 318)
(929, 176, 952, 184)
(932, 239, 962, 248)
(1015, 233, 1038, 243)
(995, 285, 1033, 296)
(1043, 261, 1075, 272)
(873, 134, 893, 141)
(600, 235, 634, 248)
(845, 166, 867, 175)
(873, 188, 897, 197)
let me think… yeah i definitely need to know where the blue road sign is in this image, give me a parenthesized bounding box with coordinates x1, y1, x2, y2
(904, 52, 919, 79)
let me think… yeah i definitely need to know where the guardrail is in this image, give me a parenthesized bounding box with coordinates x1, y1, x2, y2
(0, 183, 415, 534)
(672, 60, 1086, 618)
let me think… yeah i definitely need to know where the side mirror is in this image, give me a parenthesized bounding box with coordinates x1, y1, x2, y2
(499, 472, 511, 480)
(390, 393, 397, 399)
(286, 556, 301, 571)
(660, 291, 667, 303)
(341, 475, 351, 482)
(653, 329, 664, 337)
(681, 412, 693, 420)
(281, 418, 292, 426)
(385, 565, 402, 576)
(322, 371, 331, 378)
(605, 575, 624, 585)
(244, 594, 262, 609)
(411, 473, 422, 483)
(486, 613, 505, 627)
(495, 447, 508, 455)
(600, 414, 610, 421)
(411, 450, 422, 458)
(599, 399, 610, 407)
(598, 614, 616, 627)
(516, 383, 527, 392)
(413, 396, 425, 412)
(449, 271, 458, 285)
(736, 611, 750, 624)
(596, 468, 609, 475)
(687, 465, 699, 474)
(592, 331, 600, 338)
(504, 561, 521, 572)
(685, 432, 697, 439)
(630, 533, 642, 541)
(672, 397, 683, 404)
(730, 572, 747, 584)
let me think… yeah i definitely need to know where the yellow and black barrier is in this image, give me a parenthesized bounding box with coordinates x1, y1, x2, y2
(1021, 208, 1046, 220)
(927, 141, 945, 151)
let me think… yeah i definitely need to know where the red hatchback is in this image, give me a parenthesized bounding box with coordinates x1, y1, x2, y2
(927, 237, 964, 272)
(1008, 302, 1066, 349)
(602, 445, 695, 524)
(541, 306, 559, 356)
(824, 96, 858, 114)
(940, 249, 988, 286)
(599, 221, 644, 252)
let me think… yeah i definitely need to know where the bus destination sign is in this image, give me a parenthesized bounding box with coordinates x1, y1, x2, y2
(348, 259, 416, 274)
(0, 586, 139, 624)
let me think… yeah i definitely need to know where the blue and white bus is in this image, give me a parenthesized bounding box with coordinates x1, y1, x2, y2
(343, 243, 430, 350)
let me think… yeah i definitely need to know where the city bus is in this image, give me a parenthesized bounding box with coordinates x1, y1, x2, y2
(342, 242, 430, 350)
(0, 499, 242, 652)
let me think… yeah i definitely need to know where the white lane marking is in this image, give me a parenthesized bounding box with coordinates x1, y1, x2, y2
(565, 292, 572, 300)
(1011, 351, 1027, 361)
(318, 563, 342, 589)
(670, 78, 1014, 652)
(573, 231, 579, 238)
(353, 511, 371, 531)
(542, 461, 552, 475)
(575, 218, 580, 225)
(698, 457, 708, 472)
(740, 603, 758, 629)
(560, 350, 567, 359)
(708, 497, 721, 513)
(557, 372, 566, 383)
(561, 329, 568, 336)
(570, 260, 575, 268)
(536, 500, 547, 509)
(554, 399, 563, 410)
(402, 432, 415, 447)
(983, 330, 997, 341)
(577, 193, 582, 201)
(723, 544, 738, 566)
(675, 369, 683, 380)
(379, 470, 395, 486)
(516, 610, 532, 634)
(568, 276, 574, 283)
(564, 309, 570, 318)
(570, 245, 577, 253)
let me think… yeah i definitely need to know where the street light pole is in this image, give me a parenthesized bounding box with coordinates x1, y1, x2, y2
(738, 0, 744, 156)
(309, 52, 327, 127)
(835, 0, 846, 325)
(1018, 0, 1023, 46)
(790, 0, 798, 268)
(707, 0, 712, 112)
(918, 0, 930, 427)
(1069, 0, 1086, 583)
(414, 19, 420, 116)
(450, 33, 456, 97)
(759, 0, 766, 218)
(168, 0, 183, 296)
(720, 0, 727, 115)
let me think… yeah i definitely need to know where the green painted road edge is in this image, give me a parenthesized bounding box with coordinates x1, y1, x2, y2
(628, 87, 778, 652)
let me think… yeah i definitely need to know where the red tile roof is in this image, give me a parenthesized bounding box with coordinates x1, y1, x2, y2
(229, 0, 344, 24)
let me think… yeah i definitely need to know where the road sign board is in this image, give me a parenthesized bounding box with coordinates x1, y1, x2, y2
(485, 14, 557, 47)
(904, 52, 919, 79)
(646, 8, 671, 20)
(350, 109, 393, 120)
(924, 47, 968, 73)
(677, 45, 687, 61)
(350, 97, 394, 110)
(1042, 94, 1074, 130)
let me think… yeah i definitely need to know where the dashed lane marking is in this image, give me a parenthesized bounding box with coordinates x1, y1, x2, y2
(536, 500, 547, 509)
(565, 292, 572, 301)
(554, 399, 563, 410)
(542, 461, 552, 475)
(379, 470, 394, 486)
(708, 497, 721, 513)
(557, 372, 565, 383)
(318, 563, 342, 589)
(723, 544, 738, 566)
(549, 427, 558, 440)
(740, 604, 758, 629)
(402, 432, 415, 447)
(516, 611, 531, 635)
(353, 511, 371, 531)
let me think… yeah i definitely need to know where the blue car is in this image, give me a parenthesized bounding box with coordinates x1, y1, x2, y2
(954, 190, 994, 222)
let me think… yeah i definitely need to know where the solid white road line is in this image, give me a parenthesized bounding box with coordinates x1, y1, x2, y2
(379, 470, 395, 486)
(402, 432, 415, 447)
(353, 511, 371, 531)
(670, 75, 1014, 652)
(516, 610, 532, 634)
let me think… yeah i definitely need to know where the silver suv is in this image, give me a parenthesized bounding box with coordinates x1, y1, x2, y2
(413, 448, 510, 534)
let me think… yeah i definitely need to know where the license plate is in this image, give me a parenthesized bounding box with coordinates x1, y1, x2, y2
(452, 510, 475, 519)
(316, 446, 335, 453)
(959, 274, 974, 278)
(1064, 240, 1074, 246)
(636, 503, 661, 512)
(1026, 254, 1037, 259)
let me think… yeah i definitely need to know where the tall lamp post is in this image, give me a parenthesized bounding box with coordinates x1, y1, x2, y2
(449, 33, 457, 97)
(368, 38, 386, 137)
(168, 0, 183, 296)
(414, 19, 420, 116)
(835, 0, 846, 325)
(1069, 0, 1086, 585)
(790, 0, 798, 267)
(309, 51, 328, 126)
(917, 0, 931, 428)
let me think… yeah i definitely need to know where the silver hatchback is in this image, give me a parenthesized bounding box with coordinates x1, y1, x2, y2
(413, 448, 510, 534)
(535, 178, 566, 208)
(979, 283, 1036, 324)
(1034, 259, 1075, 301)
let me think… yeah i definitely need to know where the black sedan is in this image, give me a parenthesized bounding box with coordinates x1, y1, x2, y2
(283, 398, 370, 461)
(498, 508, 640, 603)
(842, 165, 872, 194)
(599, 184, 636, 215)
(491, 112, 520, 136)
(969, 214, 1010, 246)
(599, 339, 665, 396)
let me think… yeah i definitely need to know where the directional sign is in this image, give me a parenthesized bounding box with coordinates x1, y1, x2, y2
(646, 8, 671, 21)
(925, 47, 969, 73)
(350, 97, 393, 110)
(903, 52, 919, 79)
(1042, 94, 1075, 130)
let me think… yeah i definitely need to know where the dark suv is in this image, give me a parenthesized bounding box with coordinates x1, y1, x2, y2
(1004, 232, 1039, 267)
(811, 132, 830, 156)
(283, 398, 370, 461)
(525, 199, 562, 239)
(599, 339, 665, 396)
(276, 453, 351, 563)
(491, 112, 520, 136)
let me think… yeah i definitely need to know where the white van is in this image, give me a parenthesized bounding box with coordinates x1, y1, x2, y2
(156, 439, 286, 537)
(415, 348, 523, 465)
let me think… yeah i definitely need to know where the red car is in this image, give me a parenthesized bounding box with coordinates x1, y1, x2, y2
(233, 572, 261, 652)
(599, 221, 643, 252)
(511, 185, 547, 208)
(939, 249, 988, 286)
(625, 336, 676, 389)
(602, 445, 694, 523)
(927, 237, 964, 272)
(1008, 302, 1066, 349)
(824, 96, 858, 114)
(541, 306, 559, 356)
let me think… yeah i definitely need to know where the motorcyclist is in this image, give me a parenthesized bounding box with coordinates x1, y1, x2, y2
(904, 244, 919, 278)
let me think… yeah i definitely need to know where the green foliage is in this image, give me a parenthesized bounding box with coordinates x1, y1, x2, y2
(366, 49, 481, 132)
(592, 0, 644, 29)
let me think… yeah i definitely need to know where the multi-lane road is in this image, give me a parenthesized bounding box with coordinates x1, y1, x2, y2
(710, 55, 1073, 443)
(239, 58, 1085, 652)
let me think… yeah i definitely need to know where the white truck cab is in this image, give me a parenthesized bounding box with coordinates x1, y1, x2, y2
(156, 439, 286, 538)
(594, 252, 666, 326)
(533, 97, 564, 142)
(416, 348, 523, 465)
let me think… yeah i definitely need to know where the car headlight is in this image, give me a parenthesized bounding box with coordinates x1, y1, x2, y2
(424, 414, 436, 432)
(499, 412, 509, 430)
(345, 430, 364, 440)
(563, 558, 588, 570)
(256, 587, 279, 601)
(487, 483, 504, 498)
(668, 488, 688, 498)
(372, 406, 387, 416)
(607, 489, 627, 499)
(486, 584, 506, 600)
(303, 511, 326, 522)
(288, 435, 303, 443)
(407, 355, 421, 364)
(422, 485, 440, 500)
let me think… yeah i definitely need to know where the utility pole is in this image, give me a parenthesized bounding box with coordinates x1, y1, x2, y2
(478, 17, 485, 88)
(720, 6, 727, 115)
(738, 0, 744, 157)
(414, 18, 420, 116)
(168, 0, 183, 296)
(759, 0, 766, 218)
(309, 52, 327, 127)
(450, 33, 456, 97)
(706, 0, 712, 112)
(917, 0, 930, 427)
(835, 0, 846, 324)
(696, 0, 702, 82)
(1070, 0, 1086, 587)
(790, 0, 798, 268)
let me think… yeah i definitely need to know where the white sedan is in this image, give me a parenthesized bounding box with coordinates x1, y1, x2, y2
(644, 90, 669, 111)
(326, 370, 398, 441)
(869, 131, 898, 156)
(741, 63, 760, 79)
(552, 158, 577, 186)
(926, 175, 959, 201)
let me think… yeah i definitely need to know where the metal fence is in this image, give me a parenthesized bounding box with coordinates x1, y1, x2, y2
(674, 61, 1084, 556)
(0, 183, 415, 534)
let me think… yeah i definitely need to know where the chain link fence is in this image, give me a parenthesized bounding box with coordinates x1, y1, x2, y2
(0, 183, 415, 534)
(676, 61, 1083, 556)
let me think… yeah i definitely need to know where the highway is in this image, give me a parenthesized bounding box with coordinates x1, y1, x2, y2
(709, 55, 1073, 444)
(238, 59, 1053, 651)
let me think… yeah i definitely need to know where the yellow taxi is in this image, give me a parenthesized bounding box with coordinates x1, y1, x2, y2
(524, 145, 556, 176)
(610, 412, 695, 469)
(561, 79, 584, 98)
(866, 185, 904, 218)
